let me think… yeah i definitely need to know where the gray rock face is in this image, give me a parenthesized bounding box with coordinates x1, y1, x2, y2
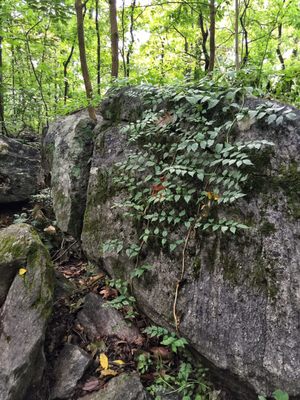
(79, 373, 149, 400)
(0, 223, 54, 400)
(77, 293, 143, 345)
(80, 89, 300, 398)
(0, 135, 42, 203)
(100, 87, 148, 122)
(51, 344, 92, 399)
(42, 110, 97, 238)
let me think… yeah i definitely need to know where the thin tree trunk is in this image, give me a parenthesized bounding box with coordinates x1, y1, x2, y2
(276, 23, 285, 70)
(63, 44, 75, 104)
(160, 37, 165, 84)
(0, 35, 5, 135)
(240, 0, 250, 66)
(126, 0, 136, 77)
(25, 21, 49, 125)
(95, 0, 101, 94)
(75, 0, 97, 122)
(234, 0, 240, 70)
(208, 0, 215, 72)
(199, 12, 210, 71)
(11, 45, 16, 116)
(109, 0, 119, 78)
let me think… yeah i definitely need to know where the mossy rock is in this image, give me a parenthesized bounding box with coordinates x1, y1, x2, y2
(0, 223, 54, 400)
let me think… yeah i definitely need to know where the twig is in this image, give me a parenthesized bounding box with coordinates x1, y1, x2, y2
(173, 225, 192, 331)
(52, 240, 78, 263)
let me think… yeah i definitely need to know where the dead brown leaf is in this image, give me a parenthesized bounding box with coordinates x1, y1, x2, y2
(150, 346, 173, 360)
(100, 286, 118, 299)
(82, 377, 100, 392)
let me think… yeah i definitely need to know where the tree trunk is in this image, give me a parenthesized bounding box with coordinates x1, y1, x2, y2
(126, 0, 136, 77)
(75, 0, 97, 122)
(235, 0, 240, 70)
(95, 0, 101, 94)
(199, 12, 210, 71)
(276, 23, 285, 70)
(63, 44, 75, 104)
(240, 0, 250, 66)
(109, 0, 119, 78)
(0, 35, 5, 135)
(208, 0, 215, 72)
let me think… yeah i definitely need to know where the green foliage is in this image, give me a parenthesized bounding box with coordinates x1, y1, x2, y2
(1, 0, 299, 134)
(144, 325, 188, 353)
(112, 81, 273, 259)
(105, 278, 137, 320)
(259, 389, 289, 400)
(143, 325, 210, 399)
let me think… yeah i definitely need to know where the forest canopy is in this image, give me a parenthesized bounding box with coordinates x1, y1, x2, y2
(0, 0, 299, 134)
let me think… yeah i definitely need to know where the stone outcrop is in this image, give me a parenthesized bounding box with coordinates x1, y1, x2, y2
(51, 344, 92, 399)
(0, 135, 43, 203)
(44, 87, 300, 399)
(0, 223, 54, 400)
(77, 293, 143, 345)
(42, 110, 98, 238)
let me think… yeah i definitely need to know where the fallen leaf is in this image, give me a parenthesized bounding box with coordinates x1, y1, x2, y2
(100, 353, 109, 370)
(44, 225, 56, 234)
(101, 369, 118, 377)
(112, 359, 125, 366)
(150, 346, 172, 360)
(88, 273, 105, 286)
(82, 378, 100, 392)
(100, 286, 118, 299)
(18, 268, 27, 276)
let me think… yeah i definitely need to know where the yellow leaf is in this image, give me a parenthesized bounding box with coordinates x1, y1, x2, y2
(101, 369, 118, 377)
(100, 353, 109, 370)
(112, 360, 125, 366)
(19, 268, 27, 276)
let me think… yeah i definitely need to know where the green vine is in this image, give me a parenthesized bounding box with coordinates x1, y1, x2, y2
(102, 79, 286, 329)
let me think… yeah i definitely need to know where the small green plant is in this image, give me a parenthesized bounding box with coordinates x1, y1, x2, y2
(259, 389, 289, 400)
(148, 361, 210, 400)
(137, 353, 152, 374)
(130, 263, 154, 279)
(105, 278, 138, 320)
(144, 325, 188, 353)
(13, 212, 29, 224)
(142, 324, 210, 399)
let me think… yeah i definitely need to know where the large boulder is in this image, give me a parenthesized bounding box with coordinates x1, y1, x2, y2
(0, 223, 54, 400)
(80, 89, 300, 399)
(42, 111, 97, 238)
(0, 135, 43, 203)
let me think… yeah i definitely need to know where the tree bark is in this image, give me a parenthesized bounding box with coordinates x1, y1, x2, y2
(126, 0, 136, 77)
(276, 23, 285, 70)
(235, 0, 240, 70)
(0, 35, 5, 135)
(199, 12, 210, 71)
(240, 0, 250, 66)
(109, 0, 119, 78)
(208, 0, 215, 72)
(75, 0, 97, 122)
(95, 0, 101, 93)
(63, 44, 75, 104)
